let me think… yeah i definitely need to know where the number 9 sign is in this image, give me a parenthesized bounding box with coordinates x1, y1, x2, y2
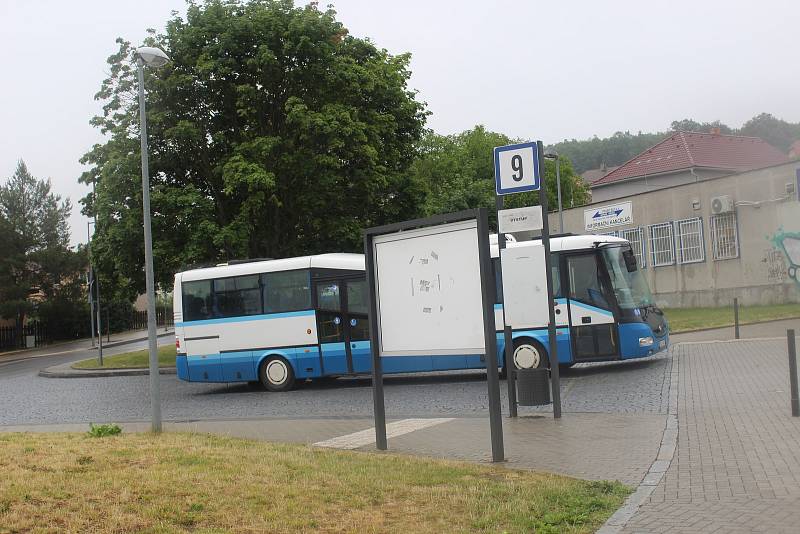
(494, 142, 541, 195)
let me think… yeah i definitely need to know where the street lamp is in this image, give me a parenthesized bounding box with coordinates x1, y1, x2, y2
(135, 45, 170, 433)
(544, 152, 563, 233)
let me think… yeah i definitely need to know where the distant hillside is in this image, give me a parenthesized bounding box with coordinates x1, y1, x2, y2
(550, 113, 800, 174)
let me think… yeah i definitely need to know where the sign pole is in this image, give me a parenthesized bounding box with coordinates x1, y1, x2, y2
(537, 141, 562, 418)
(495, 196, 518, 417)
(477, 208, 505, 462)
(364, 232, 388, 450)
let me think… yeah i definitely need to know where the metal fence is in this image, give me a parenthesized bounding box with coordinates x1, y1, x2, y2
(131, 308, 174, 331)
(0, 322, 48, 351)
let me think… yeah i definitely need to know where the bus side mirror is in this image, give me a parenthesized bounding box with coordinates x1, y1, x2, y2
(623, 249, 637, 272)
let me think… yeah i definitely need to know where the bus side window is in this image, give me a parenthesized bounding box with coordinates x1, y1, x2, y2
(263, 270, 312, 313)
(567, 254, 608, 308)
(182, 280, 213, 321)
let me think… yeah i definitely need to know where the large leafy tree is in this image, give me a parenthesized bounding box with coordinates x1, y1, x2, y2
(413, 126, 589, 223)
(80, 0, 427, 297)
(0, 161, 75, 342)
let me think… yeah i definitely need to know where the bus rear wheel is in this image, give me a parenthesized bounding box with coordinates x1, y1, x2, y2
(260, 356, 295, 392)
(512, 338, 548, 370)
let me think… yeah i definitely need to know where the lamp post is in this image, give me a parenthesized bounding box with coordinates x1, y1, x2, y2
(544, 152, 563, 233)
(135, 46, 170, 433)
(87, 219, 103, 364)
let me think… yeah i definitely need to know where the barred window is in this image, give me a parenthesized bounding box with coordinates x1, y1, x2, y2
(710, 213, 739, 260)
(675, 218, 705, 264)
(620, 227, 646, 268)
(649, 222, 675, 267)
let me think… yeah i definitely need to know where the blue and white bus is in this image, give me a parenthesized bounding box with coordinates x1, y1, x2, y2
(173, 234, 669, 391)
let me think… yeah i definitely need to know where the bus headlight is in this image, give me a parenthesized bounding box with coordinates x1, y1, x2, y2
(639, 336, 654, 347)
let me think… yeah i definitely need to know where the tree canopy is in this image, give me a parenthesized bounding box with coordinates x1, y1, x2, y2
(80, 0, 428, 297)
(0, 161, 75, 334)
(412, 126, 589, 223)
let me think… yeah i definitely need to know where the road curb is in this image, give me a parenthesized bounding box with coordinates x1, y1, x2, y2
(38, 367, 177, 379)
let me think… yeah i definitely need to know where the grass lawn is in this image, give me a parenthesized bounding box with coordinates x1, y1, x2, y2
(0, 432, 629, 533)
(664, 303, 800, 333)
(72, 344, 176, 369)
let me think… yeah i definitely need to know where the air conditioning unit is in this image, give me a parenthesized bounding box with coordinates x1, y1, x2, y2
(710, 195, 734, 214)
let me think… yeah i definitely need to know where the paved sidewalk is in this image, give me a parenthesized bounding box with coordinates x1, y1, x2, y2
(623, 338, 800, 533)
(0, 327, 174, 365)
(671, 317, 799, 343)
(0, 411, 666, 487)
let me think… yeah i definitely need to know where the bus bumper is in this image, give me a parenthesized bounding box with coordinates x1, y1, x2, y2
(619, 323, 669, 360)
(176, 354, 189, 381)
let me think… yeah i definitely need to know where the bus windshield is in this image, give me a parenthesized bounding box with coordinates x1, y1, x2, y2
(601, 245, 654, 309)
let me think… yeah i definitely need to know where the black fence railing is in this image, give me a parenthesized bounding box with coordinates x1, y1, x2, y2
(0, 308, 174, 352)
(0, 322, 48, 351)
(131, 308, 174, 331)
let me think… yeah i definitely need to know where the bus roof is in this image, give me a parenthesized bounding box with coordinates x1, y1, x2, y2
(176, 235, 629, 283)
(491, 234, 628, 256)
(177, 253, 365, 282)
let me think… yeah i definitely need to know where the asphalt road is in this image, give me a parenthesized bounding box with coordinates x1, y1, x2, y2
(0, 339, 672, 426)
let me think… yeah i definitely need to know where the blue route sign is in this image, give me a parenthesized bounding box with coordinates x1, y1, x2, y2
(494, 142, 541, 195)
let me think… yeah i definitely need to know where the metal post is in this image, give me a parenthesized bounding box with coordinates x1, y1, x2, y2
(555, 156, 563, 233)
(364, 232, 387, 450)
(477, 208, 505, 462)
(106, 308, 110, 342)
(96, 274, 103, 366)
(538, 141, 562, 419)
(88, 269, 96, 348)
(734, 298, 740, 339)
(495, 195, 517, 417)
(137, 59, 162, 433)
(789, 329, 798, 417)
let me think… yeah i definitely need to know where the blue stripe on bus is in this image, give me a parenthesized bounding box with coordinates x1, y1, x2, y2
(176, 309, 315, 327)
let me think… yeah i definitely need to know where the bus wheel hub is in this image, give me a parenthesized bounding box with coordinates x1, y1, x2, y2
(514, 345, 538, 369)
(266, 361, 287, 383)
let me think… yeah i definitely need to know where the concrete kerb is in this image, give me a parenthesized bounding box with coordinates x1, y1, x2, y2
(39, 364, 177, 379)
(597, 344, 681, 534)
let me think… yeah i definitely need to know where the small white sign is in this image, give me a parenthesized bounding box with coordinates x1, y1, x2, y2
(494, 142, 540, 195)
(501, 244, 549, 329)
(584, 201, 633, 232)
(498, 206, 543, 233)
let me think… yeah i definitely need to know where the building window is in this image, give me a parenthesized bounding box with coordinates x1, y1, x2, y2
(710, 213, 739, 260)
(619, 227, 646, 268)
(649, 222, 675, 267)
(675, 218, 705, 264)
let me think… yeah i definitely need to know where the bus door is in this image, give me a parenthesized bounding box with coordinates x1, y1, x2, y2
(314, 277, 371, 375)
(564, 252, 619, 361)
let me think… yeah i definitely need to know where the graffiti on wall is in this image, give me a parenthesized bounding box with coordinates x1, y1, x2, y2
(770, 229, 800, 288)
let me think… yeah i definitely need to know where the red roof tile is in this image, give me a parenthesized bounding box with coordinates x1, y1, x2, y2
(591, 131, 790, 187)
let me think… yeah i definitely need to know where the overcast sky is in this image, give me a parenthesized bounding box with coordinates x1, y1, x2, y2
(2, 0, 798, 246)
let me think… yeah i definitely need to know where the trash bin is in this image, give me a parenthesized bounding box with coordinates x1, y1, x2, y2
(25, 335, 35, 349)
(516, 368, 551, 406)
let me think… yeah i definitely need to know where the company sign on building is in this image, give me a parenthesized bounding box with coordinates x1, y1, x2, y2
(584, 201, 633, 232)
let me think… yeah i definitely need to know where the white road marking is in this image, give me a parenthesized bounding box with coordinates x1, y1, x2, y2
(313, 418, 454, 450)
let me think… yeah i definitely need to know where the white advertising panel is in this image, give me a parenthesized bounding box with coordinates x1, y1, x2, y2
(373, 220, 485, 356)
(500, 244, 549, 329)
(584, 201, 633, 232)
(498, 205, 543, 233)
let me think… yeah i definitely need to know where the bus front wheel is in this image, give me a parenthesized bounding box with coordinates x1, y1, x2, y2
(260, 356, 295, 392)
(512, 338, 548, 370)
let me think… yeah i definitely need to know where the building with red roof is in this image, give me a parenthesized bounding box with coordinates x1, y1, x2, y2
(590, 130, 790, 202)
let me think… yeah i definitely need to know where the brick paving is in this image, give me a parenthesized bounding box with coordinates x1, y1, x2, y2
(624, 339, 800, 533)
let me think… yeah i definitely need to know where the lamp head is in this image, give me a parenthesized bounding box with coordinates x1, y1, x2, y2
(544, 151, 559, 160)
(135, 46, 170, 67)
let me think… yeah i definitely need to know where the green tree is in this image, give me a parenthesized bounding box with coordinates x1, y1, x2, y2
(0, 161, 74, 344)
(738, 113, 800, 152)
(550, 131, 664, 175)
(80, 0, 427, 298)
(412, 126, 589, 225)
(670, 119, 733, 134)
